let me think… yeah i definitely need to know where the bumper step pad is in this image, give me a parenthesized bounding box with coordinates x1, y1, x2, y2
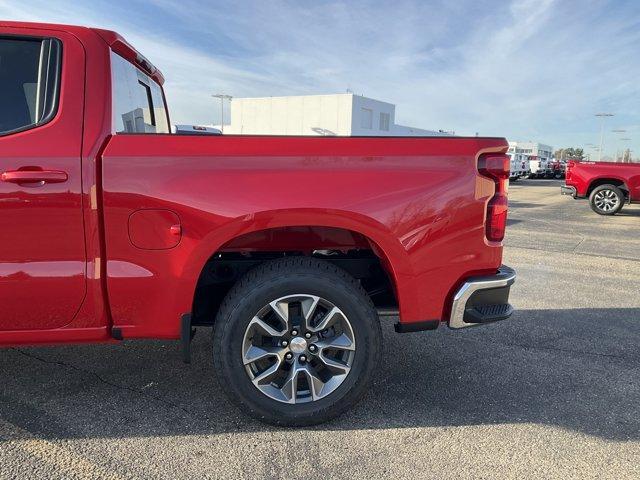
(464, 303, 514, 324)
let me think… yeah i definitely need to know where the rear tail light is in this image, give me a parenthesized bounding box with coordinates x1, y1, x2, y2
(478, 154, 509, 242)
(566, 160, 574, 180)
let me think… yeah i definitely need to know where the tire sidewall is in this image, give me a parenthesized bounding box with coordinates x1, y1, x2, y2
(589, 185, 624, 215)
(214, 268, 380, 424)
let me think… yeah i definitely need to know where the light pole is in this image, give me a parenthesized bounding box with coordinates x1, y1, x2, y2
(595, 113, 614, 161)
(212, 94, 233, 133)
(611, 129, 626, 161)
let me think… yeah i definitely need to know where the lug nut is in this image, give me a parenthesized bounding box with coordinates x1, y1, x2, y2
(291, 329, 298, 336)
(309, 344, 317, 353)
(304, 332, 312, 339)
(299, 355, 307, 363)
(281, 340, 288, 347)
(285, 352, 293, 360)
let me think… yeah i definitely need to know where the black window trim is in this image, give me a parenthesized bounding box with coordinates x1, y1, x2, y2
(137, 79, 156, 127)
(0, 34, 62, 137)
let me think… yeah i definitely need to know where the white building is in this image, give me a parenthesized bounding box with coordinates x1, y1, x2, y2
(507, 141, 554, 177)
(508, 141, 554, 163)
(222, 94, 445, 136)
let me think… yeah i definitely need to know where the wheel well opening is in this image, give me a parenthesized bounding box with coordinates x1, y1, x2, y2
(191, 226, 398, 326)
(588, 178, 628, 196)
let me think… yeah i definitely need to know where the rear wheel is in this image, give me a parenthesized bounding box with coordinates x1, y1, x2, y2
(589, 184, 624, 215)
(212, 257, 382, 426)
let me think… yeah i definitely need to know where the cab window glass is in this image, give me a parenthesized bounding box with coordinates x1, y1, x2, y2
(0, 37, 61, 135)
(111, 51, 169, 134)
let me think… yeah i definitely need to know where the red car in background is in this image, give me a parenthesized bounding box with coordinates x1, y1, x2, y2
(562, 160, 640, 215)
(549, 160, 566, 179)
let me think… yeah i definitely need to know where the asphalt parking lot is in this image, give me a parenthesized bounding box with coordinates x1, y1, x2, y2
(1, 179, 638, 479)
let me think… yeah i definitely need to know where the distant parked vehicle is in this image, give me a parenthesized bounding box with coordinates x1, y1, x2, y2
(172, 124, 222, 135)
(509, 155, 526, 181)
(561, 160, 640, 215)
(528, 157, 549, 178)
(509, 156, 532, 180)
(548, 161, 565, 179)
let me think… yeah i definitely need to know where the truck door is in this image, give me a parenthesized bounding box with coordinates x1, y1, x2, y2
(0, 29, 86, 330)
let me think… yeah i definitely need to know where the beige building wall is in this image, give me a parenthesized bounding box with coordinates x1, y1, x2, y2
(226, 94, 353, 135)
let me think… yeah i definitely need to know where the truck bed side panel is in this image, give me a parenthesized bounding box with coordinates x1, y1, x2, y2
(100, 135, 507, 338)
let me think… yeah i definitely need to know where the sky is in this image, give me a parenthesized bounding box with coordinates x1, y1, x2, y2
(2, 0, 639, 158)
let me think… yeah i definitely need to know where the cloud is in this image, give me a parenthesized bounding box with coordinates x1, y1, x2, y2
(1, 0, 638, 155)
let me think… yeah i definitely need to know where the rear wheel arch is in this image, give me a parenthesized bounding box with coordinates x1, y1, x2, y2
(587, 178, 628, 197)
(188, 219, 413, 327)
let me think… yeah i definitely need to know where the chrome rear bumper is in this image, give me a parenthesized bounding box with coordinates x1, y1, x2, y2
(448, 266, 516, 329)
(560, 185, 577, 197)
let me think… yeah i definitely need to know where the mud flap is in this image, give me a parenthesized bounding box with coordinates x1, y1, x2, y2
(180, 313, 196, 364)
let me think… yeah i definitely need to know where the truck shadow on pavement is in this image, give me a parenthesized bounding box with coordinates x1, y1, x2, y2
(0, 307, 638, 442)
(617, 207, 640, 217)
(508, 200, 544, 209)
(510, 179, 563, 188)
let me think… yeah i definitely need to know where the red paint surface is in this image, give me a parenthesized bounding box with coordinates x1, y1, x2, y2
(0, 25, 87, 331)
(101, 135, 507, 338)
(0, 21, 508, 345)
(128, 209, 182, 250)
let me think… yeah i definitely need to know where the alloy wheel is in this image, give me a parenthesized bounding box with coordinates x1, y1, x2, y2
(242, 294, 356, 404)
(593, 189, 620, 212)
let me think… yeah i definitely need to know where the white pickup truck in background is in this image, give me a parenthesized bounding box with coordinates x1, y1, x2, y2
(509, 154, 529, 181)
(529, 157, 547, 178)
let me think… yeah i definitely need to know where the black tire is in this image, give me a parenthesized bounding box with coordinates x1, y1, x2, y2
(212, 256, 382, 426)
(589, 184, 624, 215)
(554, 172, 563, 179)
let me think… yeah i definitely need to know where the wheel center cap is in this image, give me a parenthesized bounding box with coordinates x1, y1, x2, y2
(289, 337, 307, 354)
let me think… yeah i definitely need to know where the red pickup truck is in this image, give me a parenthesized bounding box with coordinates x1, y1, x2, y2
(562, 160, 640, 215)
(0, 21, 515, 425)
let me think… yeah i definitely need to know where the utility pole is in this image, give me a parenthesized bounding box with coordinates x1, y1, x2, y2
(595, 113, 614, 161)
(212, 94, 233, 133)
